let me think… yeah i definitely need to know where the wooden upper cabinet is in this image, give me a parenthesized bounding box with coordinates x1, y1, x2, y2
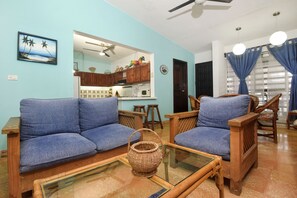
(74, 63, 150, 86)
(140, 63, 150, 82)
(126, 63, 150, 84)
(126, 68, 134, 84)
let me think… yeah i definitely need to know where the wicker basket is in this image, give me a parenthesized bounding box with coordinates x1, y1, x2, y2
(127, 128, 163, 177)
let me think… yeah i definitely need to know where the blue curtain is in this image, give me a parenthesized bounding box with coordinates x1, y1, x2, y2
(226, 47, 262, 94)
(267, 38, 297, 111)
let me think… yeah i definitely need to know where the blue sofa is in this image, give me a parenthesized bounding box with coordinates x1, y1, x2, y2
(2, 97, 144, 197)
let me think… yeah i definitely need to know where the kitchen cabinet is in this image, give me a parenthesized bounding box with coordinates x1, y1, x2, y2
(126, 63, 150, 84)
(74, 63, 150, 86)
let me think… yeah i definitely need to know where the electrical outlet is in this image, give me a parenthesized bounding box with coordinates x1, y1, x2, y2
(8, 75, 18, 81)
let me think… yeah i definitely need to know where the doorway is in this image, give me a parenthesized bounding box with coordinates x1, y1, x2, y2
(173, 59, 188, 113)
(195, 61, 213, 98)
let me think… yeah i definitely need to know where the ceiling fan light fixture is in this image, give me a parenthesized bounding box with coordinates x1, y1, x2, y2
(269, 31, 287, 46)
(99, 51, 105, 56)
(191, 3, 203, 18)
(232, 43, 246, 55)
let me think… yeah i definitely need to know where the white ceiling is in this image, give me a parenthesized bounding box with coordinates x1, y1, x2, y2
(105, 0, 297, 53)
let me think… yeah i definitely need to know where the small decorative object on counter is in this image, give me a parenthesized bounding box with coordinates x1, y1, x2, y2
(127, 128, 163, 177)
(115, 91, 120, 97)
(88, 66, 96, 73)
(129, 56, 145, 67)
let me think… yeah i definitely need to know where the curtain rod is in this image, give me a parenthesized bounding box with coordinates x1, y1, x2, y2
(224, 37, 297, 57)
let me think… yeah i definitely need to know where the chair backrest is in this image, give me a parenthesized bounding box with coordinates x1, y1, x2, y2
(219, 94, 259, 112)
(189, 95, 200, 111)
(255, 93, 282, 114)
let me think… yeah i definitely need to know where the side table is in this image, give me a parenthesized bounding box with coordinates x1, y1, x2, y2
(286, 110, 297, 129)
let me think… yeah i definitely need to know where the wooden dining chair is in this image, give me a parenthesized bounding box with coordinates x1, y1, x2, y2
(188, 95, 200, 111)
(255, 93, 282, 143)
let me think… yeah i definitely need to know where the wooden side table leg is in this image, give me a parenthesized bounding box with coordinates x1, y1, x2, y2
(215, 165, 224, 198)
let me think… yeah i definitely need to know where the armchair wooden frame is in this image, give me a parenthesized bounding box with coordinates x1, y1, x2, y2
(2, 110, 145, 198)
(255, 93, 282, 143)
(165, 110, 259, 195)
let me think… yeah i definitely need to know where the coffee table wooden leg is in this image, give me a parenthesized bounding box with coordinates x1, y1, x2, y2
(215, 165, 224, 198)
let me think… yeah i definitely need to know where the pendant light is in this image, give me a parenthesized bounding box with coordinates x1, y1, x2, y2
(269, 12, 287, 46)
(232, 27, 246, 55)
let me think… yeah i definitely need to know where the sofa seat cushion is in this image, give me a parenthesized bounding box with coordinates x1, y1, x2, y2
(20, 98, 80, 141)
(198, 95, 250, 129)
(79, 97, 119, 131)
(174, 126, 230, 160)
(81, 123, 140, 152)
(20, 133, 96, 173)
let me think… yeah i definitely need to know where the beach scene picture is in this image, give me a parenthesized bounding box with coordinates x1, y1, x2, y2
(18, 32, 57, 65)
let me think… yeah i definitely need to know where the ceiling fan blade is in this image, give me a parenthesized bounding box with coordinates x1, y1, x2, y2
(85, 41, 104, 47)
(83, 48, 100, 52)
(104, 52, 110, 57)
(167, 8, 192, 20)
(203, 5, 231, 10)
(103, 45, 116, 55)
(208, 0, 232, 3)
(169, 0, 195, 12)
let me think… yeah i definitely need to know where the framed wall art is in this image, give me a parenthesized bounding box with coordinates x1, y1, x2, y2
(17, 32, 57, 65)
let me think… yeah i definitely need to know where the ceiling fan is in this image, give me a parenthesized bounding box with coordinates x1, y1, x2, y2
(83, 41, 116, 57)
(169, 0, 232, 18)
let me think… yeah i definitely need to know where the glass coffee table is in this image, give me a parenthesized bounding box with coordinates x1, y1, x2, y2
(33, 143, 224, 198)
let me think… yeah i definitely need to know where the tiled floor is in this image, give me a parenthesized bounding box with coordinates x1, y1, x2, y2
(1, 123, 297, 197)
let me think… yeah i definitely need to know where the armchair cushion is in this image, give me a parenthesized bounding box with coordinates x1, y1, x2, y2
(175, 126, 230, 160)
(81, 123, 140, 152)
(20, 98, 80, 141)
(79, 97, 119, 131)
(20, 133, 97, 173)
(198, 95, 250, 129)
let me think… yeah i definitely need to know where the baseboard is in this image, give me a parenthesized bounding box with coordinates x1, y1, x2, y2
(0, 150, 7, 158)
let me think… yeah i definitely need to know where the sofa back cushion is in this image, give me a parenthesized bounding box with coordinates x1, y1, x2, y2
(79, 97, 118, 131)
(20, 98, 80, 141)
(198, 95, 250, 129)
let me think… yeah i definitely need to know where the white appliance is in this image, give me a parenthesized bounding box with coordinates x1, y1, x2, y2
(73, 76, 81, 98)
(122, 86, 133, 97)
(141, 89, 150, 97)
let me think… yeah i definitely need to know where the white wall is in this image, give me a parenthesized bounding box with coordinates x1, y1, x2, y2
(195, 50, 212, 63)
(212, 40, 226, 96)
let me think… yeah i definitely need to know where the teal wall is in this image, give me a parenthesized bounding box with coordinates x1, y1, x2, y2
(0, 0, 195, 150)
(74, 51, 111, 73)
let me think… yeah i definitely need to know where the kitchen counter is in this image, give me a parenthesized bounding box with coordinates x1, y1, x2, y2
(118, 97, 157, 101)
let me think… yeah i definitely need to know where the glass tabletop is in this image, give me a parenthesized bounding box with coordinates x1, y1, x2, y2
(40, 144, 214, 198)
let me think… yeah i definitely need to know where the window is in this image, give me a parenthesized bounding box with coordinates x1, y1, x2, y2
(226, 47, 292, 122)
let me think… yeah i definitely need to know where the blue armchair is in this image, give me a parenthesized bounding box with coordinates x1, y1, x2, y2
(166, 95, 259, 195)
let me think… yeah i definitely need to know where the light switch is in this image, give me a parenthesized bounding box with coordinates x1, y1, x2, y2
(8, 75, 18, 81)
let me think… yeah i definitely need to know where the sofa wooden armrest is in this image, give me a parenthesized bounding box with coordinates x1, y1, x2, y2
(2, 117, 20, 134)
(2, 117, 21, 198)
(118, 110, 145, 129)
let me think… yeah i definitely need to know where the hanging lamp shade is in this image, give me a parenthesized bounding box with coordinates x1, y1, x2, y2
(269, 12, 287, 46)
(232, 43, 246, 55)
(232, 27, 246, 55)
(269, 31, 287, 46)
